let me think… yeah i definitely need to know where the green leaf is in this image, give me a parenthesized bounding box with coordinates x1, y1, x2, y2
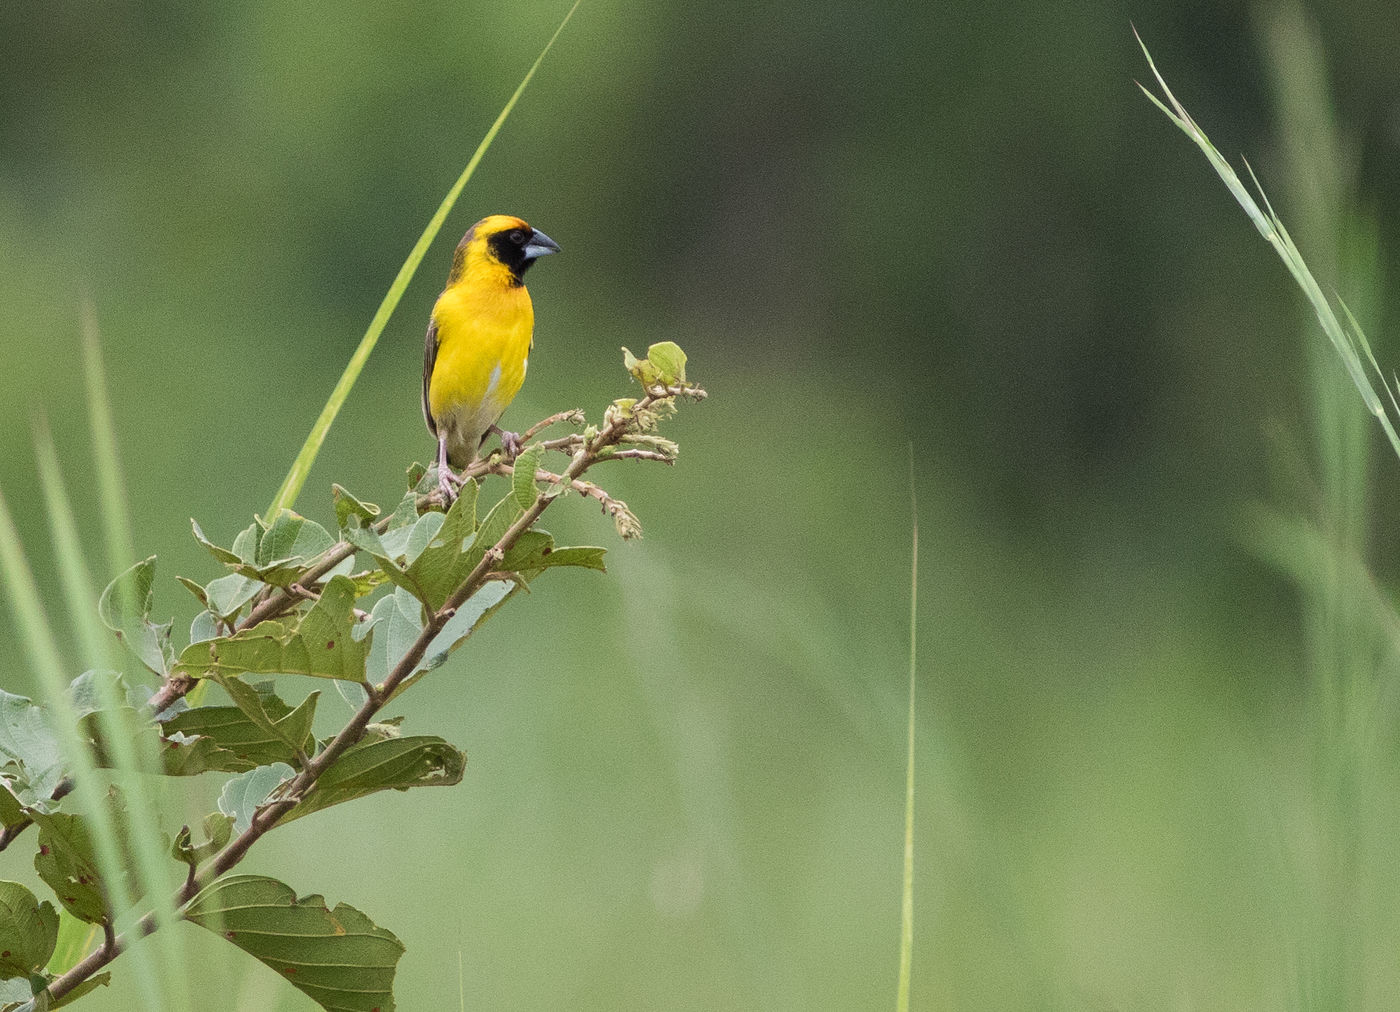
(203, 574, 260, 621)
(622, 346, 660, 386)
(499, 530, 607, 577)
(217, 764, 294, 835)
(189, 610, 219, 646)
(97, 557, 173, 676)
(195, 514, 337, 589)
(32, 814, 109, 924)
(384, 491, 421, 532)
(4, 966, 114, 1009)
(65, 671, 139, 722)
(362, 590, 424, 686)
(511, 444, 544, 508)
(462, 493, 523, 574)
(170, 813, 234, 871)
(348, 487, 483, 611)
(253, 511, 336, 579)
(0, 882, 59, 978)
(331, 485, 379, 532)
(231, 522, 259, 563)
(185, 874, 404, 1012)
(0, 691, 64, 808)
(157, 733, 247, 777)
(161, 688, 313, 771)
(386, 510, 445, 564)
(69, 672, 171, 774)
(216, 678, 318, 766)
(0, 978, 29, 1008)
(190, 519, 245, 565)
(385, 580, 517, 703)
(0, 784, 25, 830)
(534, 546, 607, 572)
(282, 737, 464, 825)
(175, 576, 369, 682)
(175, 576, 208, 608)
(646, 341, 687, 384)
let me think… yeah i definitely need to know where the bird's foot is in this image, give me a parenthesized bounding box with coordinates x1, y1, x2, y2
(493, 425, 524, 459)
(436, 464, 465, 503)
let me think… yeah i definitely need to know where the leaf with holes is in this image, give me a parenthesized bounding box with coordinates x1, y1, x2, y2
(174, 576, 368, 682)
(0, 881, 58, 979)
(32, 814, 110, 924)
(332, 485, 380, 532)
(215, 678, 318, 767)
(185, 874, 404, 1011)
(280, 736, 465, 825)
(161, 684, 314, 770)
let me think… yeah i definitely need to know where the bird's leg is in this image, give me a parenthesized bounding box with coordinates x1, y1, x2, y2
(491, 424, 523, 459)
(436, 435, 464, 501)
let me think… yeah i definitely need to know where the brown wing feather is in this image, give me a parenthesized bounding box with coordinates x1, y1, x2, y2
(422, 316, 439, 436)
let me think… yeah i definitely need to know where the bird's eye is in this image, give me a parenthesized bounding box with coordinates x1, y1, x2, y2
(509, 230, 526, 244)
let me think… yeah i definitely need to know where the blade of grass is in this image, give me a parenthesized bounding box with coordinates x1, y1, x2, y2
(33, 417, 187, 1007)
(896, 445, 917, 1011)
(268, 0, 583, 515)
(1136, 30, 1400, 463)
(81, 302, 137, 576)
(0, 484, 164, 1009)
(82, 306, 207, 711)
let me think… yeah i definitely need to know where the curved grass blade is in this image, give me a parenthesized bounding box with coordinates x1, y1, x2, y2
(268, 0, 584, 515)
(1137, 30, 1400, 463)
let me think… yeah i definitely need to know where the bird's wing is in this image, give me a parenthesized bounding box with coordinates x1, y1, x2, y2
(422, 316, 439, 436)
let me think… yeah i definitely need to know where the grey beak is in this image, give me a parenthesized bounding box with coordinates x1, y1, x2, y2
(523, 229, 561, 260)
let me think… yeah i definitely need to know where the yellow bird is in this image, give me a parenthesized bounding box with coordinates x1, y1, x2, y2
(422, 214, 560, 499)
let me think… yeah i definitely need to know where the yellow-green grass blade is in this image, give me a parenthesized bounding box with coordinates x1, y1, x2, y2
(896, 447, 917, 1011)
(81, 302, 137, 576)
(33, 419, 187, 1007)
(0, 484, 165, 1009)
(268, 0, 584, 515)
(1136, 31, 1400, 463)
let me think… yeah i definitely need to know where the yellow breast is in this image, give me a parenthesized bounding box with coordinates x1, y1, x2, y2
(428, 279, 533, 464)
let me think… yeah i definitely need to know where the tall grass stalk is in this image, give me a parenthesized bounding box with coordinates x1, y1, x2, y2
(896, 448, 917, 1011)
(1143, 12, 1396, 1004)
(1256, 7, 1382, 1003)
(267, 0, 583, 516)
(81, 302, 137, 575)
(1136, 32, 1400, 461)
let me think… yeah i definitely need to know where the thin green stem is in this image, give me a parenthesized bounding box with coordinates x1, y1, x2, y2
(896, 445, 917, 1011)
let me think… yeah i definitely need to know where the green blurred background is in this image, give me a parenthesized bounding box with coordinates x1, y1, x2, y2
(6, 0, 1400, 1007)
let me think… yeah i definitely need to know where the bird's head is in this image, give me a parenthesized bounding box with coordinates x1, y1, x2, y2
(449, 214, 560, 287)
